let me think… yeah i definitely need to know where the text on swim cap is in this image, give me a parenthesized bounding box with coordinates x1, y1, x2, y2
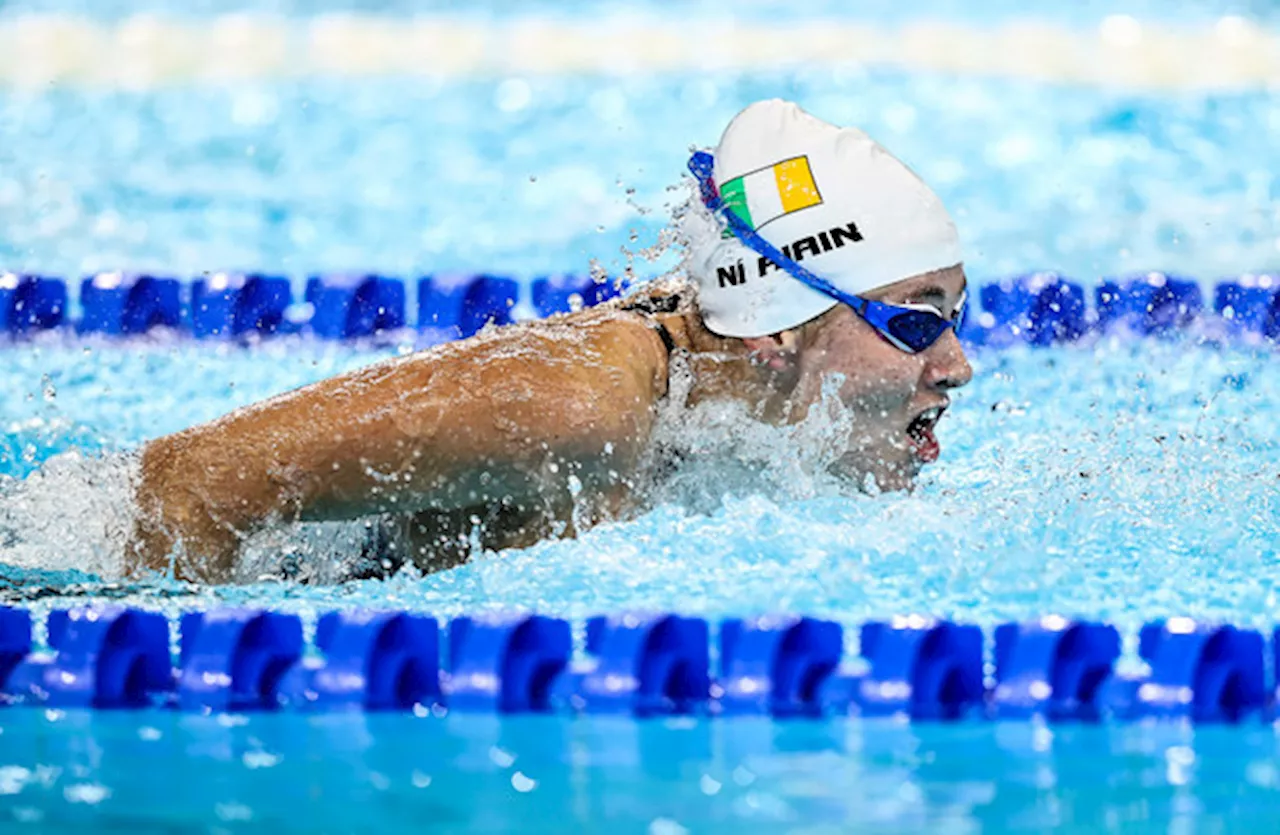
(717, 221, 864, 288)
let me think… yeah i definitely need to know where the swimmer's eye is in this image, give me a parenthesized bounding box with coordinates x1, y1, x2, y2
(906, 291, 967, 324)
(952, 290, 968, 326)
(899, 290, 966, 322)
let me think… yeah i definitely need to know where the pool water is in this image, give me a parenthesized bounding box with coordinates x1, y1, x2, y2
(4, 333, 1279, 626)
(3, 331, 1280, 832)
(3, 0, 1280, 830)
(3, 711, 1280, 834)
(2, 71, 1279, 283)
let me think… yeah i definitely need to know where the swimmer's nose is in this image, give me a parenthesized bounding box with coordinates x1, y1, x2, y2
(923, 330, 973, 391)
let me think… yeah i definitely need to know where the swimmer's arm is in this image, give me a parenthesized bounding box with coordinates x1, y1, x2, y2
(131, 315, 669, 582)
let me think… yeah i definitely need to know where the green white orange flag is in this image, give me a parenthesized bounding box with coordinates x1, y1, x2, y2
(719, 155, 823, 231)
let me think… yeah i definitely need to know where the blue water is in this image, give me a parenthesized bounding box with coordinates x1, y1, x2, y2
(4, 331, 1279, 622)
(4, 1, 1280, 830)
(4, 334, 1280, 835)
(1, 77, 1278, 284)
(3, 711, 1280, 833)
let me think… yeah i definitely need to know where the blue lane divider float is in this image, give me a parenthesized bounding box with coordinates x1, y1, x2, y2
(717, 614, 840, 717)
(975, 272, 1088, 348)
(1097, 619, 1266, 722)
(1215, 274, 1279, 337)
(280, 610, 440, 711)
(853, 617, 985, 719)
(445, 612, 571, 713)
(993, 617, 1120, 720)
(191, 273, 293, 339)
(1, 273, 66, 334)
(418, 274, 519, 343)
(531, 274, 623, 318)
(6, 269, 1280, 347)
(79, 273, 182, 335)
(7, 606, 1280, 724)
(178, 609, 303, 711)
(0, 608, 31, 691)
(306, 274, 406, 339)
(5, 606, 170, 708)
(1096, 273, 1202, 335)
(558, 613, 710, 716)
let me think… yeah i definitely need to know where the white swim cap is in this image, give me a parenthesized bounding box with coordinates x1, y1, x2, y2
(687, 99, 963, 339)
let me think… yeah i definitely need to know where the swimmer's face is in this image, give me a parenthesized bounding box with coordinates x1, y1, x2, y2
(789, 265, 972, 491)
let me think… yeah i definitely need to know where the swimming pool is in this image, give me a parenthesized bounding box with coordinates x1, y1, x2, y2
(3, 0, 1280, 831)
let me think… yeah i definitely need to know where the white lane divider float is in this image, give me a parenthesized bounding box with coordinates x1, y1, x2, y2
(0, 13, 1274, 90)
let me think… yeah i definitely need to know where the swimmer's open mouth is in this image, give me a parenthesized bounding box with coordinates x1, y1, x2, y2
(906, 406, 946, 463)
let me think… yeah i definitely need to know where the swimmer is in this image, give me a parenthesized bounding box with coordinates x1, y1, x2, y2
(129, 99, 972, 583)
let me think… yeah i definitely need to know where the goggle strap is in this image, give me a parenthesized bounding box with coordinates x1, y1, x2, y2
(688, 151, 852, 306)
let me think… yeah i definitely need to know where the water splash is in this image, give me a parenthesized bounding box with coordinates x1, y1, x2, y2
(636, 364, 858, 514)
(0, 450, 139, 580)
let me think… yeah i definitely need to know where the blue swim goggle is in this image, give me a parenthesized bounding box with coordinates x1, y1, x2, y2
(688, 151, 965, 354)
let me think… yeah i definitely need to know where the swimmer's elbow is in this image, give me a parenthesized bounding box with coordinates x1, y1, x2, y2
(129, 434, 244, 583)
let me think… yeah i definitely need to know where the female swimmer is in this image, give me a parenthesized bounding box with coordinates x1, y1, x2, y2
(130, 99, 971, 582)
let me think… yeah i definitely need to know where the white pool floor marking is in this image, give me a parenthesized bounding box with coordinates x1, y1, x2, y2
(0, 14, 1274, 90)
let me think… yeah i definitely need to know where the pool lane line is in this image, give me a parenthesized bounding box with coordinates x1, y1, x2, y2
(0, 14, 1274, 90)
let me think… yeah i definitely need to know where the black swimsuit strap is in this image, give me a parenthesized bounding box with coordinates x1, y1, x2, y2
(649, 320, 677, 356)
(621, 293, 682, 357)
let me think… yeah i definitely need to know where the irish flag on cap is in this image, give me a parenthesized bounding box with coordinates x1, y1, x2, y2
(719, 155, 823, 233)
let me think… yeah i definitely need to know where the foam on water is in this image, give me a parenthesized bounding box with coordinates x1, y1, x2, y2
(640, 369, 859, 511)
(0, 450, 138, 579)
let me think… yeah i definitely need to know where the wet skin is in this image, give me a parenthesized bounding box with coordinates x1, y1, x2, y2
(130, 266, 970, 583)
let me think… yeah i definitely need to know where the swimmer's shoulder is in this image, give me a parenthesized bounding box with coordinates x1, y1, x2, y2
(321, 285, 696, 430)
(525, 304, 674, 402)
(415, 293, 679, 386)
(536, 282, 694, 369)
(427, 305, 676, 461)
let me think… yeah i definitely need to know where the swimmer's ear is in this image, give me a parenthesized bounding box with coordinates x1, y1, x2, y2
(741, 330, 800, 371)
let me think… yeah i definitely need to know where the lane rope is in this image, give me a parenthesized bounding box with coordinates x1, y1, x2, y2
(0, 13, 1274, 90)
